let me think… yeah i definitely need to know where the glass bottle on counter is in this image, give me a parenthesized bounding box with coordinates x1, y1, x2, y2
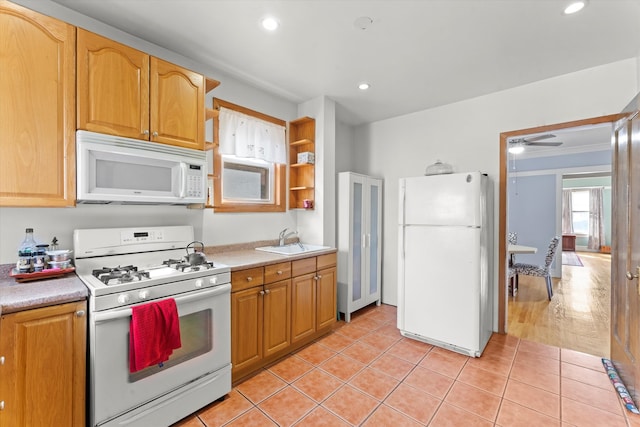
(17, 228, 37, 273)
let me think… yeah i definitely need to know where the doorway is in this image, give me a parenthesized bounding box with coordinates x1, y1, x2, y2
(498, 114, 625, 342)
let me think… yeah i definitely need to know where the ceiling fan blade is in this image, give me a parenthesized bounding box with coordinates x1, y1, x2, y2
(525, 141, 563, 146)
(524, 134, 556, 142)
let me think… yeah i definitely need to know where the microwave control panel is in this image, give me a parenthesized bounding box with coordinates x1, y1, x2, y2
(186, 164, 204, 198)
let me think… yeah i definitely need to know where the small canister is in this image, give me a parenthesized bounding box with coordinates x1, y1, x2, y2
(33, 245, 48, 272)
(16, 254, 32, 273)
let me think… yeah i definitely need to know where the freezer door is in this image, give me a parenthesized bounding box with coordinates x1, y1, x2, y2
(401, 172, 483, 227)
(398, 225, 481, 352)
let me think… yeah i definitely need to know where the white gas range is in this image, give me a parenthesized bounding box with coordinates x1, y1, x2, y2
(74, 225, 231, 427)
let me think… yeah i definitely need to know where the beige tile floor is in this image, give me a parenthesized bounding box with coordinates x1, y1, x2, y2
(173, 304, 640, 426)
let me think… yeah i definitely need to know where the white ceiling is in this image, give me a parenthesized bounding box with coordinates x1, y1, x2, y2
(50, 0, 640, 128)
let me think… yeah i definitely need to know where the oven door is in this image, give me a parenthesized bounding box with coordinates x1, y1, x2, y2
(90, 284, 230, 426)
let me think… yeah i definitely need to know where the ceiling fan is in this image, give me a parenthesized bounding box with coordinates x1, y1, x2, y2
(508, 134, 564, 147)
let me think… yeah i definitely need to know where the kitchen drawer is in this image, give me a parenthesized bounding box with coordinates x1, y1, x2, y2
(292, 257, 316, 277)
(264, 262, 291, 283)
(317, 253, 336, 270)
(231, 267, 264, 292)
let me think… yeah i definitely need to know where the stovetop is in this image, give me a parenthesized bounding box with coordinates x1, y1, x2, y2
(73, 226, 231, 301)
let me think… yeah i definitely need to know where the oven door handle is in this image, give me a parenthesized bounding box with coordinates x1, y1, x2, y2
(93, 283, 231, 323)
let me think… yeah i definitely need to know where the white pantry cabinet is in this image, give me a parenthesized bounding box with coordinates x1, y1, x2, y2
(337, 172, 383, 322)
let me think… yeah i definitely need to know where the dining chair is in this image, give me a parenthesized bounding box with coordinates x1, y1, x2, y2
(512, 236, 560, 300)
(507, 232, 518, 295)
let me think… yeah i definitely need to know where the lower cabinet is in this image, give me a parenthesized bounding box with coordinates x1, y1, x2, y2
(0, 300, 87, 427)
(291, 254, 337, 344)
(231, 253, 336, 383)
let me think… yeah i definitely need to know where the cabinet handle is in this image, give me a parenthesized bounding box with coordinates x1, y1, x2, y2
(276, 270, 283, 275)
(0, 356, 4, 365)
(0, 401, 4, 410)
(76, 310, 86, 317)
(259, 290, 265, 296)
(152, 131, 159, 137)
(142, 130, 149, 136)
(246, 276, 253, 282)
(264, 289, 270, 295)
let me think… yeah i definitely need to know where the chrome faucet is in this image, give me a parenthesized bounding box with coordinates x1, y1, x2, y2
(278, 228, 298, 246)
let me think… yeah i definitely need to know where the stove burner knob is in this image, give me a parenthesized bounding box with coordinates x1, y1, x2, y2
(195, 279, 203, 288)
(117, 294, 131, 304)
(209, 277, 217, 285)
(138, 290, 150, 300)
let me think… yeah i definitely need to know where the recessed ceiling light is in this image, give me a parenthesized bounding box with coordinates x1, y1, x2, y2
(564, 1, 586, 15)
(261, 17, 279, 31)
(358, 82, 370, 90)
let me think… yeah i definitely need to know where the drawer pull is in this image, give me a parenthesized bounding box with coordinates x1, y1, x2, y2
(246, 276, 253, 282)
(276, 270, 283, 275)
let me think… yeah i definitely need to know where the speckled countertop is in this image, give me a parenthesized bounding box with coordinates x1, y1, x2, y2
(0, 240, 335, 314)
(0, 264, 88, 315)
(204, 239, 337, 271)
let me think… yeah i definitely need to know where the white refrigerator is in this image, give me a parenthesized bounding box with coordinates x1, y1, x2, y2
(397, 172, 493, 357)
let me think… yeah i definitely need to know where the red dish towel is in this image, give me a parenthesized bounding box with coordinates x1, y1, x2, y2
(129, 298, 182, 373)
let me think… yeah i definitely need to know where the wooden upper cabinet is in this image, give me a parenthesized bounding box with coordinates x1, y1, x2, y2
(77, 29, 205, 150)
(0, 0, 76, 207)
(77, 28, 149, 140)
(151, 57, 204, 149)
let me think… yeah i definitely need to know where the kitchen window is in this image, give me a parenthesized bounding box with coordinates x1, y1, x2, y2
(212, 99, 286, 212)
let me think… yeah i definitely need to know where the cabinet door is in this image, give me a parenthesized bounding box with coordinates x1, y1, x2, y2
(0, 301, 86, 427)
(231, 287, 263, 374)
(365, 178, 383, 304)
(291, 273, 316, 343)
(150, 57, 204, 150)
(0, 1, 75, 207)
(77, 29, 150, 139)
(263, 279, 291, 358)
(316, 266, 337, 330)
(350, 176, 367, 308)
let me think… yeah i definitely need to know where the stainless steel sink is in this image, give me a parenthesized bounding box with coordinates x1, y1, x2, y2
(255, 243, 331, 256)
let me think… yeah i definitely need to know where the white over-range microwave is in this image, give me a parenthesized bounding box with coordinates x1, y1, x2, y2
(76, 131, 207, 205)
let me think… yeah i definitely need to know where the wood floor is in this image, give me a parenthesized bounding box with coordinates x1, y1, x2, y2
(507, 252, 611, 358)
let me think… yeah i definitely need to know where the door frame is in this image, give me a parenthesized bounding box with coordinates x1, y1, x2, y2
(497, 113, 626, 333)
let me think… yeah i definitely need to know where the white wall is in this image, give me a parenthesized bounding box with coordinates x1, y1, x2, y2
(296, 96, 337, 247)
(354, 58, 638, 321)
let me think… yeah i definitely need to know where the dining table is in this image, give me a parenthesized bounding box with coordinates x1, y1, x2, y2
(507, 244, 538, 296)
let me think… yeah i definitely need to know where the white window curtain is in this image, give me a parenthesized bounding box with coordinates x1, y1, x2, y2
(562, 189, 574, 234)
(588, 187, 605, 250)
(218, 107, 286, 164)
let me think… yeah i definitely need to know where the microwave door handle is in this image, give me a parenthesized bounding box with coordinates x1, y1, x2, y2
(179, 162, 188, 198)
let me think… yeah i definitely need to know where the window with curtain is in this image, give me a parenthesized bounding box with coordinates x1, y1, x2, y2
(212, 98, 287, 212)
(570, 190, 590, 234)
